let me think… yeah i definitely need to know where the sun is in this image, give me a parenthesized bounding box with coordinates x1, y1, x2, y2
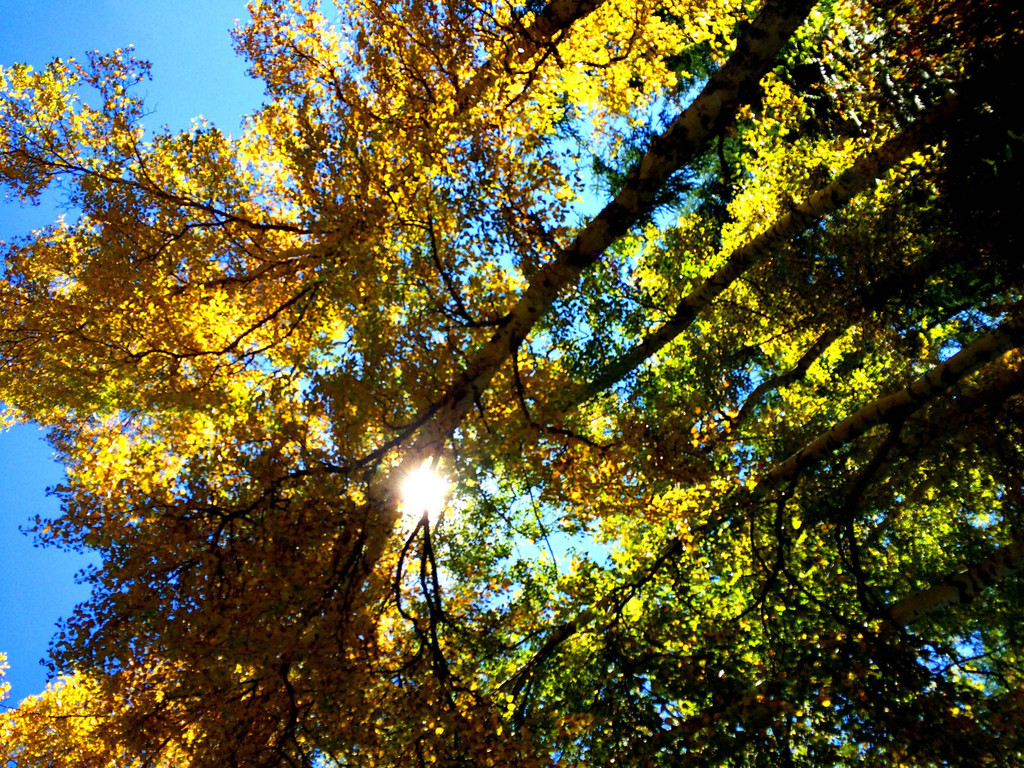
(400, 459, 450, 523)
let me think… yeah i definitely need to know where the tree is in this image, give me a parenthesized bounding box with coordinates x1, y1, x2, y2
(1, 0, 1023, 764)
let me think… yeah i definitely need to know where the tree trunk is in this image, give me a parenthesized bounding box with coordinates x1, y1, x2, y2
(889, 535, 1024, 624)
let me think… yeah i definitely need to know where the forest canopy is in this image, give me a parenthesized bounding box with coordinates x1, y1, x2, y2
(1, 0, 1023, 765)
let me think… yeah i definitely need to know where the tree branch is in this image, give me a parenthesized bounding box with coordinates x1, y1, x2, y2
(365, 0, 820, 540)
(734, 251, 950, 427)
(455, 0, 607, 112)
(753, 313, 1024, 499)
(648, 533, 1024, 754)
(576, 91, 959, 403)
(500, 332, 1024, 695)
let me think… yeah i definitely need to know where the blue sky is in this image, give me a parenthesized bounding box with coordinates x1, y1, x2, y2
(0, 0, 264, 704)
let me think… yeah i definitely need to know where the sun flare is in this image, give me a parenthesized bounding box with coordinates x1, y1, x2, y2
(400, 460, 450, 522)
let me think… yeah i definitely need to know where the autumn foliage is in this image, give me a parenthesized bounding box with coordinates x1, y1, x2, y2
(1, 0, 1024, 765)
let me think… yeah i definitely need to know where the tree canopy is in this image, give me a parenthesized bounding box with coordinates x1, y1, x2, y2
(1, 0, 1023, 765)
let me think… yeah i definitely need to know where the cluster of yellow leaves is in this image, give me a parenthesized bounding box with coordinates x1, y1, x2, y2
(546, 0, 709, 121)
(0, 653, 9, 704)
(0, 670, 193, 768)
